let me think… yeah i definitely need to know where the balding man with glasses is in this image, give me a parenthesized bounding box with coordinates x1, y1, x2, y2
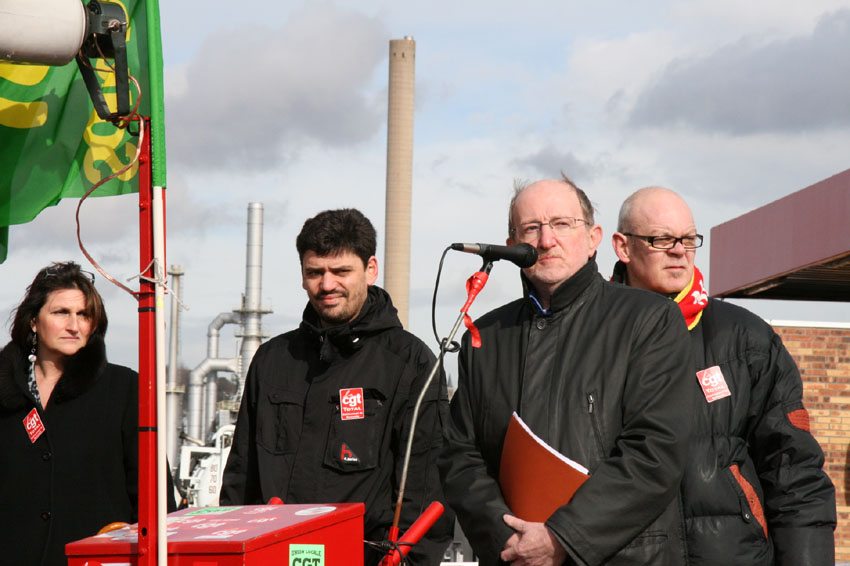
(612, 186, 836, 566)
(440, 176, 694, 565)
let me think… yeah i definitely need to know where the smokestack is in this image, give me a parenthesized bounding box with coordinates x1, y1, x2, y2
(384, 36, 415, 328)
(235, 202, 267, 400)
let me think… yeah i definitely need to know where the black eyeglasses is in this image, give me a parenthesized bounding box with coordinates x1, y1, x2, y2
(42, 263, 96, 283)
(624, 233, 704, 250)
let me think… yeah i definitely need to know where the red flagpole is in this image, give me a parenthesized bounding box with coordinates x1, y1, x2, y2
(137, 117, 159, 565)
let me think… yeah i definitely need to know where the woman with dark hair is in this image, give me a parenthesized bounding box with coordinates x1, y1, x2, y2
(0, 262, 138, 565)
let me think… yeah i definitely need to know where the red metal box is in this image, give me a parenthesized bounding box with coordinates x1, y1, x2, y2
(66, 503, 364, 566)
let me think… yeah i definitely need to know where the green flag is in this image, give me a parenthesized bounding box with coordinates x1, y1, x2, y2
(0, 0, 152, 262)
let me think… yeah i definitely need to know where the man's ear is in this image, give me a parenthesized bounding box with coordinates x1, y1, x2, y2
(365, 256, 379, 286)
(587, 224, 603, 257)
(612, 232, 631, 263)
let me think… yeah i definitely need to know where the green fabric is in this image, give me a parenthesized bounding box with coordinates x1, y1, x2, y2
(0, 227, 7, 263)
(146, 0, 167, 187)
(0, 0, 152, 261)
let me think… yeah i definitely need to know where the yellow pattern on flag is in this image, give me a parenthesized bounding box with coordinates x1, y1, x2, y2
(0, 64, 49, 86)
(0, 99, 48, 128)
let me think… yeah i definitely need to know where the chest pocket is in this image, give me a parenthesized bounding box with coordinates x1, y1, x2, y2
(257, 388, 304, 455)
(323, 387, 387, 473)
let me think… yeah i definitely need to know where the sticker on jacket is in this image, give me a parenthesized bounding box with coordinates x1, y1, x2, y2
(23, 408, 45, 443)
(696, 366, 731, 403)
(339, 443, 360, 464)
(339, 387, 365, 420)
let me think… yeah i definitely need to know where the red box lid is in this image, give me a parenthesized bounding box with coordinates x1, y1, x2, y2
(66, 503, 364, 556)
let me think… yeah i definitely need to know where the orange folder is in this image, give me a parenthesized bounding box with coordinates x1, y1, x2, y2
(499, 411, 589, 522)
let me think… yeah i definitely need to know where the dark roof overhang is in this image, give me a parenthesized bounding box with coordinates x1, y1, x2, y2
(710, 168, 850, 301)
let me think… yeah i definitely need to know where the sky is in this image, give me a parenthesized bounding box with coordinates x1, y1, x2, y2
(2, 0, 850, 384)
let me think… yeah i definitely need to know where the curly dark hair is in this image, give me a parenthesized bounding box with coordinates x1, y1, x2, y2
(295, 208, 377, 267)
(10, 262, 108, 348)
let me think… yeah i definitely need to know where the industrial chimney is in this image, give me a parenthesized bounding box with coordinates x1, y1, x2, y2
(384, 36, 415, 328)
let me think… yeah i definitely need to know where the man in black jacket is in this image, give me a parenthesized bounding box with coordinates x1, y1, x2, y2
(439, 177, 694, 565)
(220, 208, 453, 565)
(611, 186, 836, 565)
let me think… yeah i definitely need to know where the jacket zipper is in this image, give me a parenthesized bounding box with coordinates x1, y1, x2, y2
(587, 393, 606, 459)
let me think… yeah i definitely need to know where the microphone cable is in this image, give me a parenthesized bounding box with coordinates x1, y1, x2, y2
(431, 246, 461, 354)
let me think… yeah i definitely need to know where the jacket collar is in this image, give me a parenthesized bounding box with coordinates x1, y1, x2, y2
(522, 256, 600, 314)
(611, 260, 628, 285)
(0, 335, 107, 411)
(299, 286, 402, 363)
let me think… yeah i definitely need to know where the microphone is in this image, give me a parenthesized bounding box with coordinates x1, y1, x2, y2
(451, 242, 538, 268)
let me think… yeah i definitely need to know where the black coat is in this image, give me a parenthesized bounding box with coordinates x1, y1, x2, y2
(439, 259, 694, 566)
(0, 336, 138, 566)
(682, 298, 836, 565)
(221, 286, 454, 566)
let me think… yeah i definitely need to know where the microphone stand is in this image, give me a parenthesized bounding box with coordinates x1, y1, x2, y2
(382, 260, 493, 566)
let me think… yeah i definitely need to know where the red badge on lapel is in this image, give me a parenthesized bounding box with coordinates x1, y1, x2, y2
(23, 408, 45, 443)
(696, 366, 731, 403)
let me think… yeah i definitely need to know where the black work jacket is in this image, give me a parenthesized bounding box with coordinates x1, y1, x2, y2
(611, 262, 836, 565)
(0, 337, 138, 566)
(439, 259, 694, 566)
(221, 286, 453, 565)
(683, 298, 836, 565)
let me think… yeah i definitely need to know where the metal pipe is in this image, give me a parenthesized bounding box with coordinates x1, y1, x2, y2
(235, 203, 266, 400)
(183, 312, 241, 442)
(165, 265, 184, 469)
(207, 312, 240, 359)
(186, 357, 239, 441)
(204, 375, 217, 440)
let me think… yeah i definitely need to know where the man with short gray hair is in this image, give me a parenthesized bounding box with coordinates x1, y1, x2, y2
(440, 176, 693, 565)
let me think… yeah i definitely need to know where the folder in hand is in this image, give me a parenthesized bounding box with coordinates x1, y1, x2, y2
(499, 411, 589, 522)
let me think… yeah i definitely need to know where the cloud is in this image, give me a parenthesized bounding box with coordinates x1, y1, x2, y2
(10, 194, 139, 252)
(627, 9, 850, 134)
(165, 4, 389, 170)
(512, 146, 597, 184)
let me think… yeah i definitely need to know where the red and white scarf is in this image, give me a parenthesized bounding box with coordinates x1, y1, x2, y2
(674, 266, 708, 330)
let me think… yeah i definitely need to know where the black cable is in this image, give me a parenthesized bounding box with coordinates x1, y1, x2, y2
(364, 539, 415, 566)
(431, 246, 460, 354)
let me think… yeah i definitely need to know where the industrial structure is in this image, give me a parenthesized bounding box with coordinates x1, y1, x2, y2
(383, 36, 415, 328)
(169, 203, 270, 506)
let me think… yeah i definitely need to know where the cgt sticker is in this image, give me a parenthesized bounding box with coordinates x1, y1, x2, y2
(339, 387, 365, 420)
(290, 544, 325, 566)
(696, 366, 731, 403)
(23, 408, 45, 443)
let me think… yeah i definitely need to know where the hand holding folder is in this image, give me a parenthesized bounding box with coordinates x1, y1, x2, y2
(499, 412, 589, 522)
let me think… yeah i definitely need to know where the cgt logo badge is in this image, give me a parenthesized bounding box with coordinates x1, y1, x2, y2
(339, 387, 365, 421)
(290, 544, 325, 566)
(23, 408, 45, 443)
(696, 366, 731, 403)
